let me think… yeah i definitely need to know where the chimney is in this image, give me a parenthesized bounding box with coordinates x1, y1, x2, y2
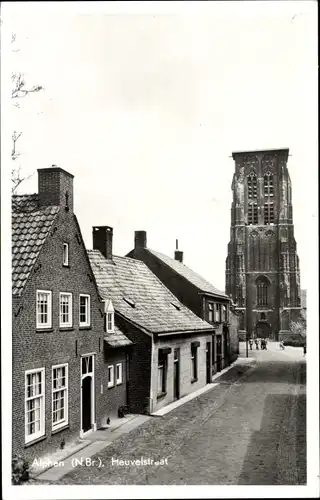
(92, 226, 113, 260)
(174, 239, 183, 263)
(134, 230, 147, 249)
(38, 165, 74, 211)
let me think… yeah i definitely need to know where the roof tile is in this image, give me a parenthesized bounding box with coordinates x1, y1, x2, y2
(12, 195, 60, 296)
(87, 250, 213, 335)
(147, 249, 228, 298)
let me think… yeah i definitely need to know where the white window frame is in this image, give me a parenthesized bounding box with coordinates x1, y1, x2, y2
(106, 312, 114, 333)
(59, 292, 73, 327)
(214, 303, 220, 323)
(208, 303, 213, 323)
(36, 290, 52, 329)
(116, 363, 122, 385)
(79, 294, 90, 327)
(52, 364, 68, 431)
(63, 243, 69, 266)
(107, 365, 114, 388)
(191, 346, 198, 380)
(25, 367, 45, 443)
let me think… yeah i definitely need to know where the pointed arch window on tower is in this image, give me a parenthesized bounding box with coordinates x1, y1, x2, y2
(248, 202, 258, 225)
(264, 202, 274, 224)
(236, 285, 244, 307)
(256, 277, 269, 306)
(247, 172, 257, 199)
(264, 171, 274, 197)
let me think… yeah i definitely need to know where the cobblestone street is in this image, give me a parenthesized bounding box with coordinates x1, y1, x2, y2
(55, 342, 306, 485)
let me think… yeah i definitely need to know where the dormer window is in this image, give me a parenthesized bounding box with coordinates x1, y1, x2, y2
(104, 299, 114, 333)
(63, 243, 69, 266)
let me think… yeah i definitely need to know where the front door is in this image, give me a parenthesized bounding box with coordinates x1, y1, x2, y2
(82, 376, 92, 433)
(206, 342, 211, 383)
(173, 348, 180, 400)
(256, 321, 271, 339)
(216, 335, 222, 372)
(81, 354, 95, 435)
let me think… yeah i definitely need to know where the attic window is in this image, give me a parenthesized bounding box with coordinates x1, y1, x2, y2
(123, 297, 135, 308)
(171, 302, 181, 311)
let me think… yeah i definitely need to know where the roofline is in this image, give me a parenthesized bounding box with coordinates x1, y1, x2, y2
(156, 327, 214, 337)
(113, 310, 213, 337)
(12, 206, 60, 297)
(198, 291, 229, 300)
(37, 167, 74, 178)
(146, 248, 225, 297)
(232, 148, 289, 159)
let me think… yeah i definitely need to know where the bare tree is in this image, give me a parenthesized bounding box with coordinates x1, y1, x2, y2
(11, 34, 43, 194)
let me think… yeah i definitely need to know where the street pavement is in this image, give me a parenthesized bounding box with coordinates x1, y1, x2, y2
(55, 341, 306, 485)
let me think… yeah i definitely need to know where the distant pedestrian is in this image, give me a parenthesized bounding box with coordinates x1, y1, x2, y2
(249, 339, 253, 350)
(279, 340, 285, 350)
(255, 339, 259, 350)
(303, 345, 306, 356)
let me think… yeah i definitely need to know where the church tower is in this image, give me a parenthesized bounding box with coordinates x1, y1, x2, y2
(225, 148, 302, 341)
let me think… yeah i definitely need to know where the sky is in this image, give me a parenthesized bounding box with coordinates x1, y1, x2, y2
(3, 1, 318, 290)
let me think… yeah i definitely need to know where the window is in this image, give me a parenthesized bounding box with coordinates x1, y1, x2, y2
(208, 303, 213, 322)
(52, 364, 68, 430)
(248, 202, 258, 225)
(60, 293, 72, 327)
(214, 303, 221, 322)
(264, 171, 274, 197)
(106, 312, 114, 332)
(25, 368, 45, 443)
(36, 290, 52, 329)
(236, 285, 244, 307)
(79, 295, 90, 326)
(264, 203, 274, 224)
(104, 299, 115, 333)
(157, 351, 167, 395)
(191, 345, 198, 381)
(257, 278, 269, 306)
(63, 243, 69, 266)
(116, 363, 122, 385)
(222, 305, 228, 322)
(107, 365, 114, 388)
(247, 172, 257, 199)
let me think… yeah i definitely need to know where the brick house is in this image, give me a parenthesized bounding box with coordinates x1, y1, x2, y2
(127, 232, 239, 376)
(12, 166, 131, 462)
(88, 226, 215, 415)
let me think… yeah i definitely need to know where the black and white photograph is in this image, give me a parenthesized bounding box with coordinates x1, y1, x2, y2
(1, 1, 318, 499)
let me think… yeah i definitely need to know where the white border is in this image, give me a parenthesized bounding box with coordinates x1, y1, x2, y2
(2, 1, 318, 499)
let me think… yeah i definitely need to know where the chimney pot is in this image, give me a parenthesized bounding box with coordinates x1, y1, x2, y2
(135, 230, 147, 249)
(174, 250, 183, 263)
(92, 226, 113, 260)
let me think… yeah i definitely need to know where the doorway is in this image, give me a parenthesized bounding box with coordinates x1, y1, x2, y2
(216, 335, 222, 372)
(80, 354, 95, 435)
(82, 376, 92, 433)
(256, 321, 271, 339)
(173, 348, 180, 400)
(206, 342, 211, 383)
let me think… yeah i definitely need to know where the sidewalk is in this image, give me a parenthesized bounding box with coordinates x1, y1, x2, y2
(33, 414, 150, 482)
(34, 355, 250, 483)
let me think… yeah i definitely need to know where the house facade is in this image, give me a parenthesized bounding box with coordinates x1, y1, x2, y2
(127, 232, 239, 376)
(12, 167, 130, 461)
(88, 226, 215, 415)
(225, 148, 303, 341)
